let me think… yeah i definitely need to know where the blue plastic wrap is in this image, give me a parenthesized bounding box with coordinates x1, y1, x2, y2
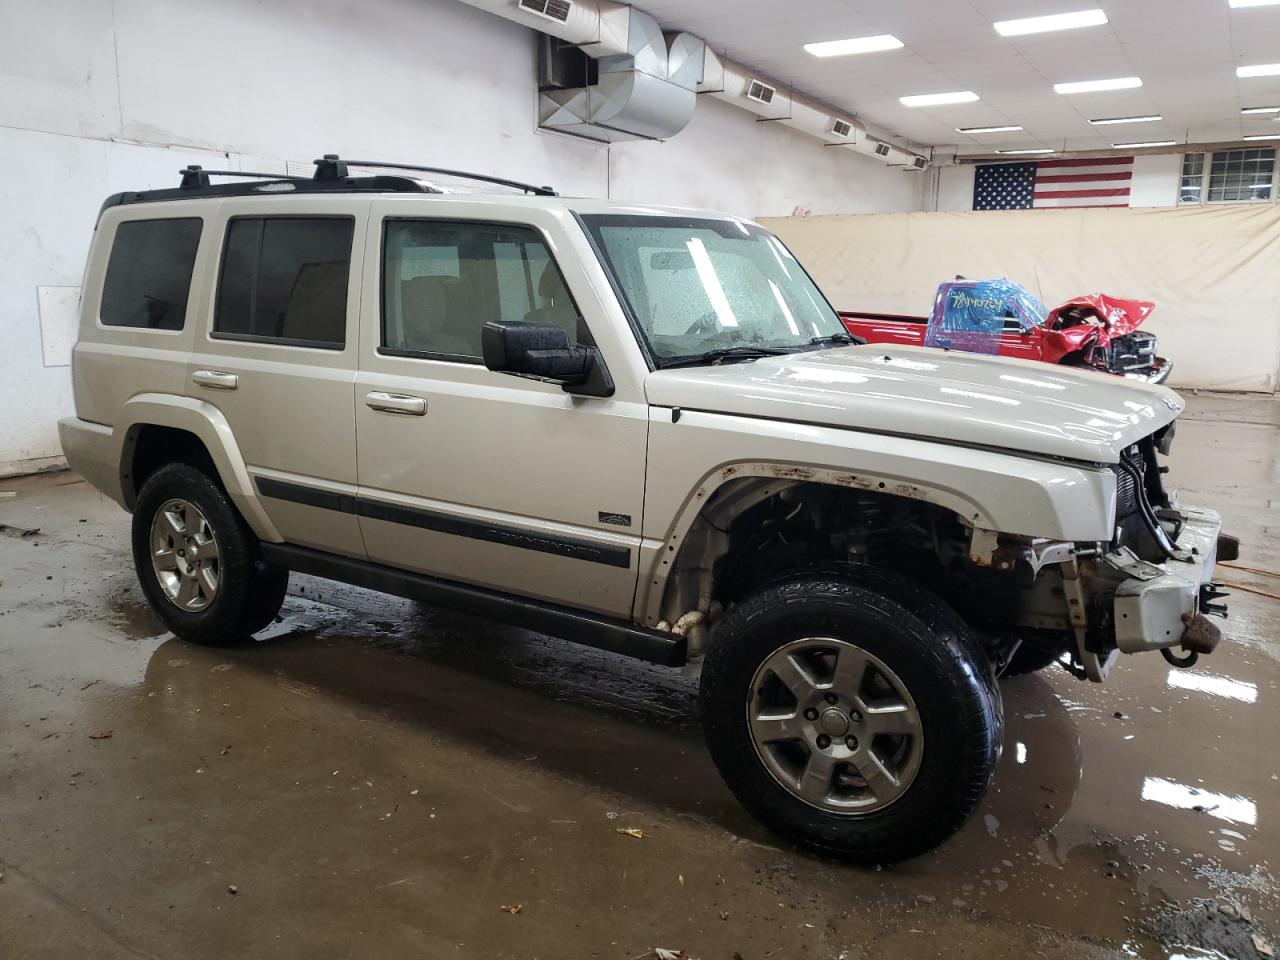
(924, 279, 1047, 354)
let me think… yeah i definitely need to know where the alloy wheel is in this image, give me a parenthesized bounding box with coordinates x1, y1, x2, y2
(747, 637, 923, 814)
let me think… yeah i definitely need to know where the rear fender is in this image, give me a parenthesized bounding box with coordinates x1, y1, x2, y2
(115, 394, 282, 541)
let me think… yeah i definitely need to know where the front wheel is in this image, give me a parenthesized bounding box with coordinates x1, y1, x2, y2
(699, 571, 1002, 864)
(132, 463, 288, 646)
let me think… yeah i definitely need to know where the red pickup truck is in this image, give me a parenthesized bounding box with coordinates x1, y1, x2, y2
(841, 280, 1172, 383)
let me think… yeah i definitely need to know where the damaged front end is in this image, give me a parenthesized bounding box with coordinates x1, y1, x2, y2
(972, 423, 1237, 681)
(1045, 294, 1172, 384)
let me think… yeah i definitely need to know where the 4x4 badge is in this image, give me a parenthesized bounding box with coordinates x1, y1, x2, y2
(598, 511, 632, 527)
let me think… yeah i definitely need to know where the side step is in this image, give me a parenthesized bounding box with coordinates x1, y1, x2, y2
(260, 543, 687, 667)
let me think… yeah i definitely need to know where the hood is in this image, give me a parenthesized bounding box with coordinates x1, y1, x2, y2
(645, 345, 1183, 464)
(1047, 294, 1155, 335)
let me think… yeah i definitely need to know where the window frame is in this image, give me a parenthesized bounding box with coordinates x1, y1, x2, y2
(211, 213, 357, 351)
(376, 216, 588, 366)
(1179, 148, 1278, 206)
(97, 216, 204, 334)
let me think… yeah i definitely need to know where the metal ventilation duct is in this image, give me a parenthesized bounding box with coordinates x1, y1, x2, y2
(538, 8, 705, 142)
(697, 48, 927, 169)
(453, 0, 928, 165)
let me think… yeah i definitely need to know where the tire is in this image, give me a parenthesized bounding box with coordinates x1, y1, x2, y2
(700, 569, 1002, 864)
(132, 462, 289, 646)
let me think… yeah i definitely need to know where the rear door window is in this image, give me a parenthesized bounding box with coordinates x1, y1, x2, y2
(100, 218, 203, 330)
(214, 217, 354, 348)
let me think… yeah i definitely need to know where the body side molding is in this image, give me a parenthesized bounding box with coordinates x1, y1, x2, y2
(256, 477, 633, 569)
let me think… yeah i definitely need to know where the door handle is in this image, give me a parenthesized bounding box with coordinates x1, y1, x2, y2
(192, 370, 239, 390)
(365, 391, 427, 416)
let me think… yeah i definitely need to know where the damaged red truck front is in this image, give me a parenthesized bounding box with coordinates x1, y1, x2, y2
(842, 279, 1172, 383)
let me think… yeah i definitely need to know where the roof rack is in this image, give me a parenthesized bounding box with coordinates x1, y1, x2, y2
(97, 153, 558, 215)
(320, 155, 558, 197)
(178, 166, 311, 189)
(99, 163, 439, 214)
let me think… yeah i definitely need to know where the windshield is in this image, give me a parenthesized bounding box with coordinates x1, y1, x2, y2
(580, 215, 848, 365)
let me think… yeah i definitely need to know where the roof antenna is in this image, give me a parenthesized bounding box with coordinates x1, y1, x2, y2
(313, 154, 349, 180)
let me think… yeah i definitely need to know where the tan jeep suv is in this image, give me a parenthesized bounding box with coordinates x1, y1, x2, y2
(60, 156, 1234, 863)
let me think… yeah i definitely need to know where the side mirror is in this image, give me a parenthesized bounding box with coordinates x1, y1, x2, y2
(482, 322, 613, 396)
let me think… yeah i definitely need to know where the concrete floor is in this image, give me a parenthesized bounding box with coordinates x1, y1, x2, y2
(1, 393, 1277, 960)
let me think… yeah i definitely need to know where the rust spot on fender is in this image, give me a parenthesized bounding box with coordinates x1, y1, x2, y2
(720, 466, 738, 480)
(768, 465, 816, 481)
(834, 473, 874, 489)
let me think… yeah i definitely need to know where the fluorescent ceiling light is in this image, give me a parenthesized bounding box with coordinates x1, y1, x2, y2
(1238, 63, 1280, 78)
(900, 90, 980, 107)
(804, 34, 904, 57)
(1230, 0, 1280, 7)
(1242, 106, 1280, 114)
(994, 9, 1108, 36)
(1112, 140, 1176, 148)
(1244, 134, 1280, 140)
(1054, 76, 1143, 94)
(957, 124, 1024, 133)
(996, 148, 1055, 154)
(1090, 114, 1162, 125)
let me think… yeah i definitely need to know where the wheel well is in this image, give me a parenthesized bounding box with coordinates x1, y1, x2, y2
(657, 478, 975, 630)
(122, 425, 218, 507)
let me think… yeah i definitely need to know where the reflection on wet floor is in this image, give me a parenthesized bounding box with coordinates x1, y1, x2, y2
(99, 574, 1277, 957)
(1, 393, 1278, 960)
(1166, 669, 1258, 704)
(1140, 778, 1257, 826)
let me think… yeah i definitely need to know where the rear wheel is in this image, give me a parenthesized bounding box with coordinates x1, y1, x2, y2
(700, 570, 1002, 864)
(132, 463, 288, 646)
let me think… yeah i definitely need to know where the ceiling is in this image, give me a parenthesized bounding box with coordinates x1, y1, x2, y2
(637, 0, 1280, 155)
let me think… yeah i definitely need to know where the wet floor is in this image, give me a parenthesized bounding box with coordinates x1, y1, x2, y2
(1, 393, 1278, 960)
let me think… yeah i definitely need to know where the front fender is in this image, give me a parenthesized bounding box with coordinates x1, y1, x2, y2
(636, 408, 1117, 625)
(115, 394, 282, 542)
(1042, 325, 1099, 365)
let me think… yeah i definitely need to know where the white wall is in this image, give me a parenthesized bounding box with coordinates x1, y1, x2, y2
(611, 96, 928, 217)
(0, 0, 926, 473)
(930, 164, 976, 213)
(1128, 154, 1184, 207)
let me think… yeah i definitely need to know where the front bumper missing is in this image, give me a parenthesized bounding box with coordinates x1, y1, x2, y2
(1108, 506, 1226, 655)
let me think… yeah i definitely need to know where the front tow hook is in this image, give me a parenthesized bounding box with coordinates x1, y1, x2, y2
(1162, 609, 1224, 668)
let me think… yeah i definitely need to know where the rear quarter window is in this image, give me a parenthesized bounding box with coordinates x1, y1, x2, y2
(100, 218, 203, 330)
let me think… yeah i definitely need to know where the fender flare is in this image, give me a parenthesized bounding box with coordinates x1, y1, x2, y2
(115, 394, 282, 542)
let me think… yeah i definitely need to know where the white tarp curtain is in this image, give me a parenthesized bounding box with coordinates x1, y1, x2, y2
(761, 204, 1280, 393)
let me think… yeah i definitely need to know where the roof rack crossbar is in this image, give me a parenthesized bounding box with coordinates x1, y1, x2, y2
(319, 156, 558, 196)
(180, 165, 309, 189)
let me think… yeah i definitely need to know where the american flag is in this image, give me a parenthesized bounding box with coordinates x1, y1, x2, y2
(973, 156, 1135, 210)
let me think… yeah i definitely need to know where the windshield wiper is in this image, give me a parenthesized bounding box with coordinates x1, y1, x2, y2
(660, 345, 793, 369)
(810, 332, 863, 347)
